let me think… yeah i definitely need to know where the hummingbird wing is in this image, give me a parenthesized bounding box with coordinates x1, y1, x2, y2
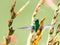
(17, 26, 32, 30)
(43, 24, 54, 30)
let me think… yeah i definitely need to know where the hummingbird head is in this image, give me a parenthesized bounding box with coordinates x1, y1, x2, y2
(35, 19, 39, 23)
(33, 18, 40, 32)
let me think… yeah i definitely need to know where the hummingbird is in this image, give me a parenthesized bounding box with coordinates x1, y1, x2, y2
(18, 18, 54, 33)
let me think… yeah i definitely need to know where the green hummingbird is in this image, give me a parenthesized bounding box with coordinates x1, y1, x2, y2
(18, 18, 54, 33)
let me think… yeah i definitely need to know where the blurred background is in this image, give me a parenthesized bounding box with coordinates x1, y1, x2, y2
(0, 0, 60, 45)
